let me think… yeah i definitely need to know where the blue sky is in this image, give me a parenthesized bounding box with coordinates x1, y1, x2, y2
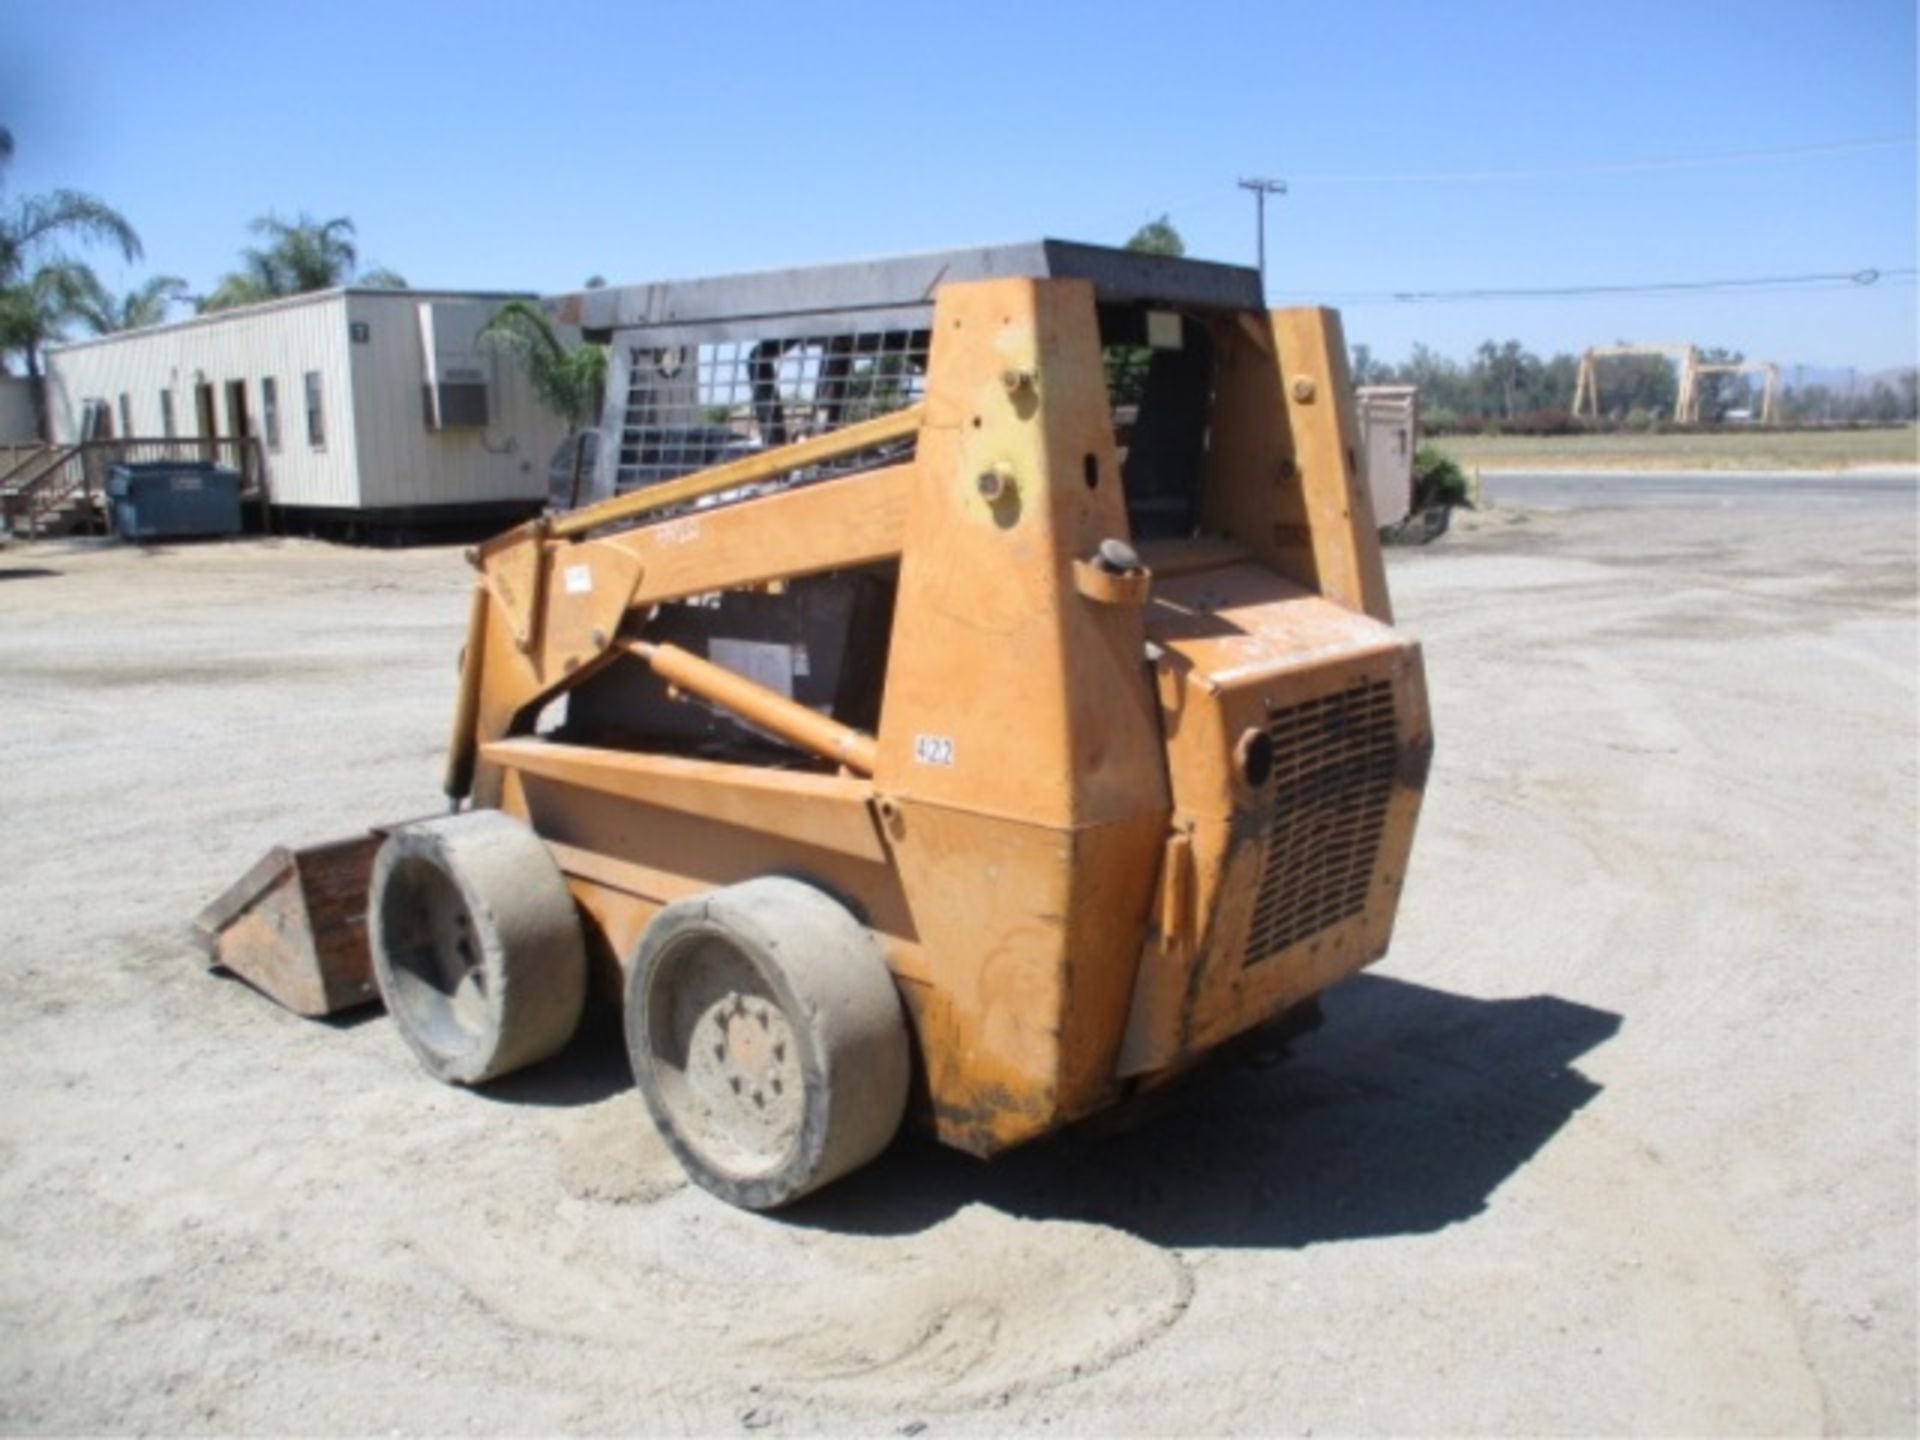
(5, 0, 1915, 371)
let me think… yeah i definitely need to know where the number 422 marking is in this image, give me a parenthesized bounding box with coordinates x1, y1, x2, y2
(913, 734, 955, 767)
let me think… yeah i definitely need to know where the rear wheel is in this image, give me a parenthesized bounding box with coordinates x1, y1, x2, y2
(370, 810, 586, 1085)
(626, 877, 909, 1209)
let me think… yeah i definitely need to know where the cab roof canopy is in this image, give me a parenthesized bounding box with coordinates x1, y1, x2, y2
(548, 239, 1264, 342)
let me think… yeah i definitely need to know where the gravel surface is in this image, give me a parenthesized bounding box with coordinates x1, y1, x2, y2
(0, 480, 1912, 1435)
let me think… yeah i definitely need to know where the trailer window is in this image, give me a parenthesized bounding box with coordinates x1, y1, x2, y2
(159, 389, 176, 438)
(118, 394, 133, 438)
(303, 371, 325, 449)
(262, 377, 281, 451)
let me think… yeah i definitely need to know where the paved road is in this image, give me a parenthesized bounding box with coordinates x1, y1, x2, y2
(1482, 467, 1919, 511)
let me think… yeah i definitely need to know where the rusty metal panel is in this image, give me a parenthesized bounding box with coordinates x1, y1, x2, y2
(193, 834, 383, 1016)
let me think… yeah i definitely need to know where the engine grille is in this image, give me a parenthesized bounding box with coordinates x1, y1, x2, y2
(1243, 679, 1399, 965)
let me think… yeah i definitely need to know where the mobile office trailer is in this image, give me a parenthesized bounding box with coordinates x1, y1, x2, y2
(44, 289, 572, 535)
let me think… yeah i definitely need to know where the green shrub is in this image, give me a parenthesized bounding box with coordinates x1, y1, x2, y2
(1412, 442, 1471, 511)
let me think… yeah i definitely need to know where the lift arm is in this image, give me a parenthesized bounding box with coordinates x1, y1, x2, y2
(445, 410, 925, 806)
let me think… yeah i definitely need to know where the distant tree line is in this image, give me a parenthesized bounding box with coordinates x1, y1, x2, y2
(1351, 339, 1919, 431)
(1773, 376, 1919, 427)
(1118, 215, 1917, 432)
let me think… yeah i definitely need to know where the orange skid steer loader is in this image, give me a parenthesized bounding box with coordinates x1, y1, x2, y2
(196, 241, 1432, 1209)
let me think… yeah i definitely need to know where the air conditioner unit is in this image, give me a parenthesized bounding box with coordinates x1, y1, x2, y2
(417, 301, 493, 430)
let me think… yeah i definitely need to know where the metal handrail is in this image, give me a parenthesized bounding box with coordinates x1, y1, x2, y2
(0, 444, 80, 500)
(1, 437, 270, 537)
(0, 444, 53, 489)
(0, 446, 84, 537)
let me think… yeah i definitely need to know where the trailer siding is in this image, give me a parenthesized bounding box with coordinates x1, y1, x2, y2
(345, 293, 560, 509)
(45, 292, 358, 508)
(45, 290, 566, 513)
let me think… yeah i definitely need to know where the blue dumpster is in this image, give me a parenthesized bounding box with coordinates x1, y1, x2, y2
(108, 462, 244, 540)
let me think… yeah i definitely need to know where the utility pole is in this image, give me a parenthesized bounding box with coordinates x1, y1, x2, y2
(1237, 177, 1287, 299)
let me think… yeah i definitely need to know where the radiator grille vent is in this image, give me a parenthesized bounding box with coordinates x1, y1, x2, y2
(1244, 679, 1399, 965)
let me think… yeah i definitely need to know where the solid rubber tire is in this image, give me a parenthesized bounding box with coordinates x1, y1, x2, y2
(625, 877, 910, 1210)
(370, 809, 587, 1085)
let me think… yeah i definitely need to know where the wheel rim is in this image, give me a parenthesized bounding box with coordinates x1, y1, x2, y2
(376, 854, 491, 1059)
(645, 931, 807, 1179)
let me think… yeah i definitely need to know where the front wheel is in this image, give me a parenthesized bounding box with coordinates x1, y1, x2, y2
(369, 810, 587, 1085)
(625, 877, 910, 1210)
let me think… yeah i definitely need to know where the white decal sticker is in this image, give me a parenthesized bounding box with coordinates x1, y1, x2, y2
(792, 644, 811, 678)
(563, 563, 593, 595)
(914, 734, 956, 767)
(655, 517, 702, 546)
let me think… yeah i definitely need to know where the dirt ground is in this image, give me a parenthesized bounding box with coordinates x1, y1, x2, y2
(0, 478, 1913, 1435)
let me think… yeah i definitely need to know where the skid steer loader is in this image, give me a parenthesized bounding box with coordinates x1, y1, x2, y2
(196, 241, 1433, 1209)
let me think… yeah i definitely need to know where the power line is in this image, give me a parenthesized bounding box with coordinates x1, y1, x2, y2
(1317, 267, 1919, 305)
(1090, 135, 1914, 247)
(1287, 135, 1917, 185)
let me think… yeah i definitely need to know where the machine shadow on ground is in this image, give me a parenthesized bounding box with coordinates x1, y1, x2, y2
(481, 1007, 637, 1108)
(786, 974, 1622, 1251)
(366, 967, 1621, 1249)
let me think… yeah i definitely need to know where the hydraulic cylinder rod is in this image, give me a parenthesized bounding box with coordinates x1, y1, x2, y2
(443, 583, 490, 804)
(625, 640, 878, 775)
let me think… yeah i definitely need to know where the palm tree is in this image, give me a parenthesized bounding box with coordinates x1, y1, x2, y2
(199, 252, 277, 312)
(75, 271, 189, 334)
(480, 299, 607, 508)
(1, 191, 142, 292)
(0, 138, 143, 384)
(202, 213, 406, 310)
(0, 261, 95, 380)
(0, 136, 145, 439)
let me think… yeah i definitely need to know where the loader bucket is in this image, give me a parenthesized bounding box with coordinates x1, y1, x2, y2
(193, 833, 385, 1017)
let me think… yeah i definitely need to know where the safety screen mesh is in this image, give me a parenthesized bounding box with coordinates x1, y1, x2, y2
(1244, 679, 1399, 965)
(614, 329, 930, 494)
